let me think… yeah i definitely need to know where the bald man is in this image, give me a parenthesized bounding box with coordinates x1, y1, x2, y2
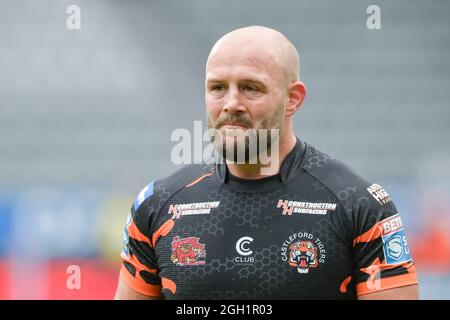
(115, 26, 419, 300)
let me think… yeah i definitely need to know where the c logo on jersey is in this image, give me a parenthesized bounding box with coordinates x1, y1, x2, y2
(236, 236, 254, 256)
(234, 236, 255, 264)
(289, 241, 318, 274)
(171, 236, 206, 266)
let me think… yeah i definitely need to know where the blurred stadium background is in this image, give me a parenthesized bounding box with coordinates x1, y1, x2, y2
(0, 0, 449, 299)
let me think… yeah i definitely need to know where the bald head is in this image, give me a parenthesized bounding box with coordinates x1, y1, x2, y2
(206, 26, 300, 85)
(205, 26, 307, 169)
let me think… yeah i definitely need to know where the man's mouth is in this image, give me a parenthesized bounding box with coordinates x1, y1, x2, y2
(221, 124, 247, 130)
(219, 122, 251, 130)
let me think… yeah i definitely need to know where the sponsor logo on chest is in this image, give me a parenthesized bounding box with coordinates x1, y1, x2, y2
(168, 201, 220, 219)
(234, 236, 255, 264)
(277, 199, 337, 216)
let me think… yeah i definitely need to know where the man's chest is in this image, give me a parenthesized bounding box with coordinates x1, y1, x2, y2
(151, 187, 355, 299)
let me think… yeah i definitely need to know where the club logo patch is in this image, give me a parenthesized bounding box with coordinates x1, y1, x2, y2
(378, 214, 412, 264)
(385, 235, 404, 260)
(171, 236, 206, 266)
(281, 232, 326, 274)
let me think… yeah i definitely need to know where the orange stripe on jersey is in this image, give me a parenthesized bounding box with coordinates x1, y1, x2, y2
(152, 219, 175, 247)
(120, 265, 162, 297)
(356, 272, 418, 297)
(128, 220, 152, 248)
(339, 276, 352, 294)
(120, 251, 158, 275)
(360, 257, 416, 275)
(353, 223, 383, 247)
(162, 277, 177, 294)
(185, 171, 214, 188)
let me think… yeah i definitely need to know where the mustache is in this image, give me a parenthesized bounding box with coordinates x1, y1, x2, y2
(215, 116, 253, 129)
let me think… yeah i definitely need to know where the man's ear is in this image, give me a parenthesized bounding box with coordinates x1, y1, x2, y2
(285, 81, 307, 117)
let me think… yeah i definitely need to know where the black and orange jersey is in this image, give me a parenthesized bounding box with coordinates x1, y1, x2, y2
(119, 138, 418, 299)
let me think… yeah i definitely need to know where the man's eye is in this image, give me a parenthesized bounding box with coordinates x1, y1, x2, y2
(210, 85, 225, 91)
(242, 85, 257, 92)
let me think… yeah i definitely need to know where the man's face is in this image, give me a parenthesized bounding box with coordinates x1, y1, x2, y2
(205, 44, 287, 162)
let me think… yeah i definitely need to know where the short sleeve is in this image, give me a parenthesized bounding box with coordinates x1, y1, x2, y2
(119, 182, 162, 297)
(352, 184, 418, 297)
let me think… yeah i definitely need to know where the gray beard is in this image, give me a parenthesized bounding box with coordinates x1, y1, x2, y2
(207, 102, 285, 164)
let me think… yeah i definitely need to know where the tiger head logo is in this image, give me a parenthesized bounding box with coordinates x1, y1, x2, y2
(289, 241, 318, 273)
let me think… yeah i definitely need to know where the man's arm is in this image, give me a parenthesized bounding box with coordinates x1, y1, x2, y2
(114, 276, 162, 300)
(116, 181, 166, 300)
(358, 284, 419, 300)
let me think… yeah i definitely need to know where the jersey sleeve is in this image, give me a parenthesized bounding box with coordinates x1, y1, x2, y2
(119, 181, 163, 297)
(352, 184, 418, 297)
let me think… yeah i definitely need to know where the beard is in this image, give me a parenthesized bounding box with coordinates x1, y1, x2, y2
(207, 103, 284, 164)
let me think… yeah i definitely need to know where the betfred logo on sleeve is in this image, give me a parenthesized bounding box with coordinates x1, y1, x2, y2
(380, 215, 402, 236)
(378, 214, 412, 265)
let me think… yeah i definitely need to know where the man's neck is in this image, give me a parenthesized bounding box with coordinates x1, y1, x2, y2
(226, 133, 297, 180)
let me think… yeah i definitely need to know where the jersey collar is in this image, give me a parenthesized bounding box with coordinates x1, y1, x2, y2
(215, 137, 307, 186)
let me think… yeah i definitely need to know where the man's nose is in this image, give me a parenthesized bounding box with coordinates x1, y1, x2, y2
(223, 86, 245, 114)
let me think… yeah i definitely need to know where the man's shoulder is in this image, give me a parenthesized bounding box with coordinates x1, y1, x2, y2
(132, 163, 215, 213)
(301, 143, 378, 206)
